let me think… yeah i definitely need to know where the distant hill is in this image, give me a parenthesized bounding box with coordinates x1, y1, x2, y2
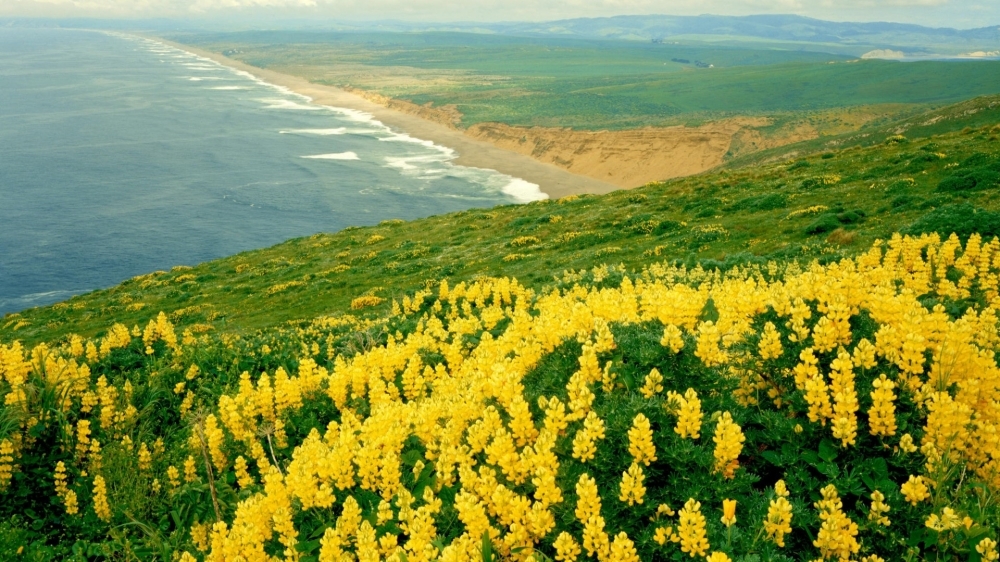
(5, 14, 1000, 56)
(481, 15, 1000, 56)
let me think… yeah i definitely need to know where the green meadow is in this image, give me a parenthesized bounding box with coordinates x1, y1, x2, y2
(179, 31, 1000, 131)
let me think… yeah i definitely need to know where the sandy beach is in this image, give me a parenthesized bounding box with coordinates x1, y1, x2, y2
(153, 38, 620, 200)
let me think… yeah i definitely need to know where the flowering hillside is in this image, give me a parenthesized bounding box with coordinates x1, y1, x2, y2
(2, 233, 1000, 561)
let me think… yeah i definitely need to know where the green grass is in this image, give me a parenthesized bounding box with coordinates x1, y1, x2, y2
(174, 31, 1000, 132)
(4, 104, 1000, 347)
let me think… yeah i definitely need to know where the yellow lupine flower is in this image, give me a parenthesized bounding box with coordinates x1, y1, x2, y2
(572, 411, 606, 463)
(676, 498, 709, 557)
(977, 537, 999, 561)
(764, 496, 793, 547)
(183, 455, 198, 483)
(618, 462, 646, 506)
(868, 490, 891, 527)
(868, 374, 897, 437)
(660, 324, 685, 353)
(640, 367, 664, 398)
(925, 507, 962, 532)
(609, 532, 640, 562)
(812, 484, 860, 560)
(92, 475, 111, 522)
(552, 531, 582, 562)
(901, 475, 929, 505)
(669, 388, 702, 439)
(712, 412, 744, 479)
(627, 413, 656, 466)
(758, 321, 784, 360)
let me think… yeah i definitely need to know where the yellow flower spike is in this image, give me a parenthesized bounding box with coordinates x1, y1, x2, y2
(868, 374, 898, 437)
(812, 484, 860, 560)
(627, 413, 657, 466)
(721, 499, 737, 527)
(618, 462, 646, 506)
(183, 455, 198, 483)
(572, 411, 606, 463)
(712, 412, 744, 479)
(758, 322, 784, 360)
(977, 537, 999, 561)
(868, 490, 891, 527)
(706, 553, 733, 562)
(553, 531, 581, 561)
(670, 388, 703, 440)
(901, 475, 929, 505)
(609, 532, 640, 562)
(652, 526, 674, 545)
(764, 496, 793, 547)
(640, 368, 664, 398)
(676, 498, 709, 557)
(92, 475, 111, 522)
(661, 324, 685, 353)
(166, 465, 180, 489)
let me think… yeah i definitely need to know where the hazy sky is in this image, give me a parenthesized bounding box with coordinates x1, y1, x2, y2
(2, 0, 999, 29)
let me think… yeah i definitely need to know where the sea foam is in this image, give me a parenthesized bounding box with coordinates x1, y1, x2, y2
(302, 152, 361, 160)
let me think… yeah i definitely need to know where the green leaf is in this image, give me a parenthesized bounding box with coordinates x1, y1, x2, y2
(818, 439, 838, 462)
(761, 450, 784, 466)
(481, 530, 493, 562)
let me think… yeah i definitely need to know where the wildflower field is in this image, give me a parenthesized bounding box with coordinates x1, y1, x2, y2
(3, 231, 1000, 561)
(4, 96, 1000, 561)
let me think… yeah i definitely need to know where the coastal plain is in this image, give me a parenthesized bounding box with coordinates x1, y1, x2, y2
(174, 31, 1000, 189)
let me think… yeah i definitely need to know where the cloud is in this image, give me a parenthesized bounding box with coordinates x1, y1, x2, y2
(1, 0, 997, 28)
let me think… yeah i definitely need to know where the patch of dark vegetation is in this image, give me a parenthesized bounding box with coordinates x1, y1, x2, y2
(906, 203, 1000, 241)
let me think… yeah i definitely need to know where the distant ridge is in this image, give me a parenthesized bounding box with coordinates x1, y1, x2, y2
(4, 14, 1000, 55)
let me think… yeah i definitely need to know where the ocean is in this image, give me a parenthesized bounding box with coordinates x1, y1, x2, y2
(0, 28, 543, 315)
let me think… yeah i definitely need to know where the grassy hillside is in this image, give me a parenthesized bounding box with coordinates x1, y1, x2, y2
(725, 95, 1000, 166)
(4, 115, 1000, 347)
(175, 31, 1000, 131)
(3, 171, 1000, 559)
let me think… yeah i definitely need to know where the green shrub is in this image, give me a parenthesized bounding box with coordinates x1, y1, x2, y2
(938, 152, 1000, 192)
(727, 193, 788, 212)
(905, 203, 1000, 240)
(836, 210, 866, 224)
(805, 214, 841, 235)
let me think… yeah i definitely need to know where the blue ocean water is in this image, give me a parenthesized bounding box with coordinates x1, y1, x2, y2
(0, 28, 543, 315)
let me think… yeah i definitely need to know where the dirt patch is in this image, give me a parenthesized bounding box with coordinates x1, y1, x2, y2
(466, 121, 766, 188)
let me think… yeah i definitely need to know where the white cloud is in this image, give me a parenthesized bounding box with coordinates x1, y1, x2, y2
(1, 0, 998, 28)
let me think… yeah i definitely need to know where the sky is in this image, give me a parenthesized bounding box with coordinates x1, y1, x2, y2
(1, 0, 999, 30)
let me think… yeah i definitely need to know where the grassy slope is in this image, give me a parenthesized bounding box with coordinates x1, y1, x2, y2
(4, 109, 1000, 347)
(726, 95, 1000, 166)
(176, 31, 1000, 131)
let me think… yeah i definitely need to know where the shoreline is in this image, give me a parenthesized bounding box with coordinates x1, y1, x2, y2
(151, 37, 621, 200)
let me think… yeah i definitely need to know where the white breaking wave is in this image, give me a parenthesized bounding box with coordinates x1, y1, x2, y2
(114, 32, 544, 204)
(500, 178, 547, 203)
(280, 128, 347, 135)
(260, 99, 322, 111)
(302, 152, 360, 160)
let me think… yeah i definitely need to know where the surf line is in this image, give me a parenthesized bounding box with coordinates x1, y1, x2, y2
(125, 33, 548, 203)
